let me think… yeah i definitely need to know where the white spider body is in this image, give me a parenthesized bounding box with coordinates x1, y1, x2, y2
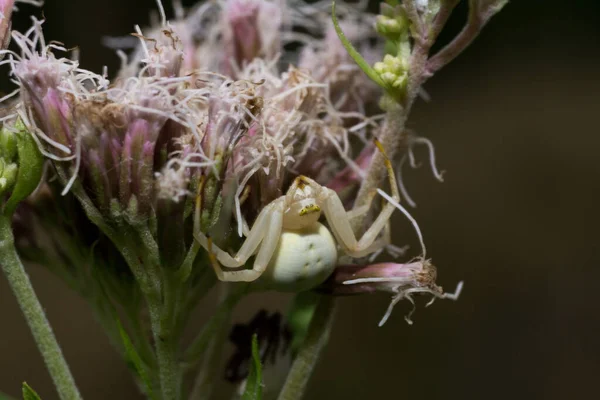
(258, 222, 338, 292)
(195, 143, 401, 291)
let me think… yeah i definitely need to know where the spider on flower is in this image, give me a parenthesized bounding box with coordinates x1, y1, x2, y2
(194, 140, 412, 292)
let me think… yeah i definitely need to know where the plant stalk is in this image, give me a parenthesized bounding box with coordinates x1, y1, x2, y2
(0, 215, 82, 400)
(135, 240, 180, 400)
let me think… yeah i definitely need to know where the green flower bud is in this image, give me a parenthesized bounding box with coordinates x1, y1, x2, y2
(1, 120, 44, 216)
(375, 14, 408, 40)
(382, 54, 407, 74)
(373, 54, 409, 92)
(376, 3, 410, 41)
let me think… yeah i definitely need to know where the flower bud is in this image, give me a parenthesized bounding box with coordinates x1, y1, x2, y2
(376, 3, 409, 41)
(375, 15, 407, 40)
(374, 54, 408, 90)
(221, 0, 282, 75)
(119, 119, 158, 217)
(137, 26, 184, 78)
(319, 259, 463, 326)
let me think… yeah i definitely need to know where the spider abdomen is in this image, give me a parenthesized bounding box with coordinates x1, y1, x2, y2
(259, 222, 337, 292)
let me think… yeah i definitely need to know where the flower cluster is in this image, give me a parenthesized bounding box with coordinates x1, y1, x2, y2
(0, 0, 506, 398)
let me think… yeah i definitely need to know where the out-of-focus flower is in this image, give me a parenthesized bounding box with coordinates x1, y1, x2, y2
(298, 12, 380, 113)
(221, 0, 283, 76)
(0, 0, 15, 56)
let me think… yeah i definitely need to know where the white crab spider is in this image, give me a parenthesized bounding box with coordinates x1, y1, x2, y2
(194, 141, 401, 292)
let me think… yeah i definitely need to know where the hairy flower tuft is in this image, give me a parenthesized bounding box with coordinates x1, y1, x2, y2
(321, 259, 463, 326)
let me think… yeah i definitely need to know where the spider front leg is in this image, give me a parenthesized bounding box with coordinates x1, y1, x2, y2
(322, 141, 401, 258)
(194, 199, 284, 282)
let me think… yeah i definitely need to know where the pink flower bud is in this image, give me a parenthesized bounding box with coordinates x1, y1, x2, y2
(221, 0, 282, 75)
(119, 119, 159, 215)
(319, 259, 463, 326)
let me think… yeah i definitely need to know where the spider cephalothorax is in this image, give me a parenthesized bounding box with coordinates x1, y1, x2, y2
(195, 141, 400, 292)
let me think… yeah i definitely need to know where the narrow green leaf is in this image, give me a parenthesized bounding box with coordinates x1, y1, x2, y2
(242, 334, 263, 400)
(331, 2, 385, 88)
(21, 383, 41, 400)
(116, 318, 156, 400)
(4, 123, 43, 216)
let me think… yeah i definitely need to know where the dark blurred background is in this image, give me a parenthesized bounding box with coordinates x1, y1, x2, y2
(1, 0, 599, 399)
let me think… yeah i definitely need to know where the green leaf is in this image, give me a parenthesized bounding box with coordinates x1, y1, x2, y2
(242, 334, 263, 400)
(21, 383, 41, 400)
(331, 2, 385, 88)
(286, 292, 319, 355)
(4, 122, 43, 216)
(116, 318, 156, 400)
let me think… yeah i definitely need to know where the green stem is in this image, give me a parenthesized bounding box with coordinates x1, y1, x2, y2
(352, 38, 430, 225)
(105, 224, 178, 400)
(58, 174, 180, 398)
(0, 216, 82, 400)
(132, 235, 180, 400)
(277, 295, 336, 400)
(151, 313, 180, 400)
(352, 105, 408, 222)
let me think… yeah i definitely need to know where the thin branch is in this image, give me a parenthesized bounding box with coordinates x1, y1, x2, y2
(428, 0, 461, 44)
(403, 0, 425, 42)
(426, 0, 508, 75)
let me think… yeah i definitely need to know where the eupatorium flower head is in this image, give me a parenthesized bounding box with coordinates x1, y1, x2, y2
(1, 1, 462, 329)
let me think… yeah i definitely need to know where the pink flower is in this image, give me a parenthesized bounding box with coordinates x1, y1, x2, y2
(320, 259, 463, 326)
(221, 0, 283, 75)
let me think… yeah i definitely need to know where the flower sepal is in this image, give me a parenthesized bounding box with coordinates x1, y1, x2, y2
(1, 120, 44, 216)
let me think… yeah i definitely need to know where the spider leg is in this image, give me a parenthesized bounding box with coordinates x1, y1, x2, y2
(344, 189, 377, 220)
(322, 140, 401, 258)
(195, 199, 285, 282)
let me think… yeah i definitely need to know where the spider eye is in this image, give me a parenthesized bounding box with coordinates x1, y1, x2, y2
(299, 204, 321, 216)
